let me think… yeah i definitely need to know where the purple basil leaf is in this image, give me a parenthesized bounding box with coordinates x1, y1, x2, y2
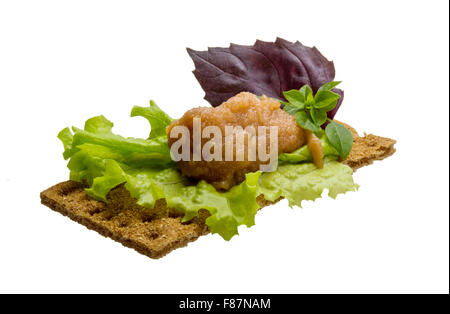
(187, 37, 343, 118)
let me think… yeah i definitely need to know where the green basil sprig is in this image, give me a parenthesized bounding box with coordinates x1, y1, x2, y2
(281, 81, 353, 159)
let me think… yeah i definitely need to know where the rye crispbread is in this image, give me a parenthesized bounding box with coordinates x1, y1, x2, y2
(40, 124, 396, 259)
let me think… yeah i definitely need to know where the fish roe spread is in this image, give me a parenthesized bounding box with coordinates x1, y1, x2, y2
(167, 92, 323, 190)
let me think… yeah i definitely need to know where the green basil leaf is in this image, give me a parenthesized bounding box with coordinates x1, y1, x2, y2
(283, 90, 306, 108)
(325, 121, 354, 159)
(300, 85, 314, 107)
(299, 85, 313, 98)
(314, 90, 341, 111)
(295, 111, 322, 133)
(284, 103, 302, 115)
(306, 93, 315, 107)
(317, 81, 341, 92)
(311, 108, 328, 125)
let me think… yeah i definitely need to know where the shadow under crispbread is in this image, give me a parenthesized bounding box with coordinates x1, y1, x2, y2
(40, 123, 396, 259)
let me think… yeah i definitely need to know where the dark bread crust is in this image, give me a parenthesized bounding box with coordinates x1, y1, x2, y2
(40, 125, 396, 259)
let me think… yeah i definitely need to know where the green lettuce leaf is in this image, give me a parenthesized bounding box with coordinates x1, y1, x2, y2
(259, 157, 358, 207)
(58, 127, 76, 160)
(61, 115, 174, 169)
(85, 159, 127, 202)
(278, 135, 339, 164)
(131, 100, 173, 139)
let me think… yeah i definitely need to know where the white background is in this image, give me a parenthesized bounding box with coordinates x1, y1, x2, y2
(0, 0, 448, 294)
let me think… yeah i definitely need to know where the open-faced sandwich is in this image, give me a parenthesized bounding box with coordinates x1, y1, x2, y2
(41, 38, 396, 258)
